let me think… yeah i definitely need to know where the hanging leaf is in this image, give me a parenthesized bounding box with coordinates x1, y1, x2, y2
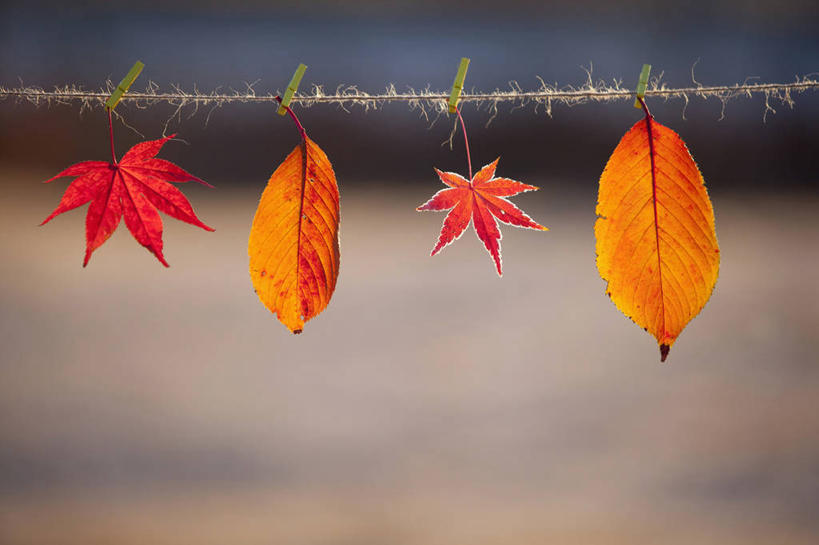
(595, 114, 720, 361)
(248, 137, 340, 334)
(41, 134, 214, 266)
(417, 158, 547, 276)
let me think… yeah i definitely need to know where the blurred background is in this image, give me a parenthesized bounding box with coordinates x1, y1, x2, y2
(1, 1, 818, 544)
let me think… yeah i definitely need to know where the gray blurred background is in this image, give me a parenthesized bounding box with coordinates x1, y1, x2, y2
(1, 1, 818, 544)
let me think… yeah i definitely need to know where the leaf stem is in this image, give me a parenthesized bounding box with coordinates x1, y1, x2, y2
(106, 107, 117, 164)
(454, 105, 473, 180)
(638, 96, 653, 119)
(275, 95, 307, 143)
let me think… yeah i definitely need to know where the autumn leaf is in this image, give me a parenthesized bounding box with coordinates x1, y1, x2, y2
(595, 111, 719, 362)
(417, 158, 548, 276)
(41, 134, 214, 267)
(248, 136, 340, 334)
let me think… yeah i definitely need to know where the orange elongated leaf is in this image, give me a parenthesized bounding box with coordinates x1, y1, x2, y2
(417, 158, 548, 276)
(248, 137, 340, 334)
(595, 115, 719, 362)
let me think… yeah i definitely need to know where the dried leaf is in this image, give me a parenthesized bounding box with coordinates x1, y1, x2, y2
(248, 137, 340, 333)
(595, 116, 720, 361)
(41, 134, 213, 266)
(417, 158, 547, 276)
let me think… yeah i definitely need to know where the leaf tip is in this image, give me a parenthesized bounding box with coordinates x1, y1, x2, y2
(292, 329, 303, 335)
(195, 177, 216, 188)
(660, 344, 670, 362)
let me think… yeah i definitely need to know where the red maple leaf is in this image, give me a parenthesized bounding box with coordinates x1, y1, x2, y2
(41, 134, 214, 267)
(417, 158, 548, 276)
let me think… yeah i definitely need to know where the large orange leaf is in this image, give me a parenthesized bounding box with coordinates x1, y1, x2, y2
(595, 115, 719, 361)
(248, 137, 340, 333)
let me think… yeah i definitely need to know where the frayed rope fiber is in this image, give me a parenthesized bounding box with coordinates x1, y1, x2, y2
(2, 75, 817, 122)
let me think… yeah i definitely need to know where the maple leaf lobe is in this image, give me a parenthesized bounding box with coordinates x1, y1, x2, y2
(42, 134, 213, 267)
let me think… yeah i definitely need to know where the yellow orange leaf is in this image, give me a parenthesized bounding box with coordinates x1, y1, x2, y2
(248, 137, 340, 333)
(595, 116, 719, 361)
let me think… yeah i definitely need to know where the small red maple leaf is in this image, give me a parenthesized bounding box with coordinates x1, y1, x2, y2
(41, 134, 214, 267)
(417, 158, 547, 276)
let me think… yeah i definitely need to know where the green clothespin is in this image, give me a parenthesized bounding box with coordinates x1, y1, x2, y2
(278, 63, 307, 116)
(448, 57, 470, 114)
(633, 63, 651, 108)
(105, 61, 144, 111)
